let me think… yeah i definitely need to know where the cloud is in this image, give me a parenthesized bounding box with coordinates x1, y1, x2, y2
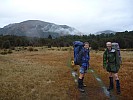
(0, 0, 133, 33)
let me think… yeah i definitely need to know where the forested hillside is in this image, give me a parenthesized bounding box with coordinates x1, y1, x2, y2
(0, 31, 133, 49)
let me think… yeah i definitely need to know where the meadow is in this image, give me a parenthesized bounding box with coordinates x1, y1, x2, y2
(0, 47, 133, 100)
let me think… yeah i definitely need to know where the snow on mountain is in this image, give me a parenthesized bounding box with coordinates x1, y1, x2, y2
(0, 20, 82, 38)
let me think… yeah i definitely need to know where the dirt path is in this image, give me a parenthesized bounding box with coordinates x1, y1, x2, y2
(78, 73, 108, 100)
(67, 59, 109, 100)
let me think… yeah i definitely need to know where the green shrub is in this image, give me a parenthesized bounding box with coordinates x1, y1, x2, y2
(48, 48, 55, 50)
(24, 47, 27, 50)
(2, 40, 11, 49)
(4, 49, 7, 52)
(8, 49, 13, 54)
(34, 49, 38, 51)
(61, 48, 68, 51)
(0, 51, 7, 55)
(57, 49, 60, 51)
(10, 47, 15, 50)
(28, 47, 34, 51)
(15, 49, 20, 51)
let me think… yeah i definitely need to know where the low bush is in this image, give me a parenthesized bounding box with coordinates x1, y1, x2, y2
(27, 47, 34, 51)
(8, 49, 13, 54)
(0, 51, 8, 55)
(34, 49, 38, 51)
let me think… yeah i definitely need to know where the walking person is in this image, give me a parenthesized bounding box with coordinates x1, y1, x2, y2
(103, 42, 121, 94)
(77, 42, 90, 92)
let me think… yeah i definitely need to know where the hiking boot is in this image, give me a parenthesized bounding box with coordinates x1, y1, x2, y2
(78, 88, 85, 92)
(107, 77, 114, 91)
(78, 78, 85, 92)
(116, 80, 121, 94)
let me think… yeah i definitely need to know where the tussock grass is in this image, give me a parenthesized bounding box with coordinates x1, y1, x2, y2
(1, 47, 132, 99)
(0, 49, 78, 100)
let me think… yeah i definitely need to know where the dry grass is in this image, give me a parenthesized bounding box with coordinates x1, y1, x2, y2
(0, 48, 79, 100)
(0, 47, 133, 100)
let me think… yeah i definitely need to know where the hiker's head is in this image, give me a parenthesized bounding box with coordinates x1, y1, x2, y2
(106, 42, 112, 50)
(84, 42, 89, 49)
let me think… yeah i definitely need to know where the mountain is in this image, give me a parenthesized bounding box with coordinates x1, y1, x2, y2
(0, 20, 81, 38)
(95, 30, 116, 34)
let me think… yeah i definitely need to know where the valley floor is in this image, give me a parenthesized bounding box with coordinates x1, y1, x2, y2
(0, 47, 133, 100)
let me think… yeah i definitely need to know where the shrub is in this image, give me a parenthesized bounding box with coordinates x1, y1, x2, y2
(34, 49, 38, 51)
(15, 49, 20, 51)
(48, 48, 55, 50)
(0, 51, 7, 55)
(8, 49, 13, 54)
(4, 49, 7, 52)
(28, 47, 34, 51)
(62, 48, 68, 51)
(21, 47, 27, 50)
(57, 49, 60, 51)
(10, 47, 15, 50)
(2, 40, 11, 49)
(48, 45, 51, 48)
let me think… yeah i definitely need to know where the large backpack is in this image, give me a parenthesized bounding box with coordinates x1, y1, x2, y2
(112, 42, 122, 64)
(73, 41, 84, 65)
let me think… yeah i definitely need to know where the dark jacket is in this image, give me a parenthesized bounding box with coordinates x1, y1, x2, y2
(78, 48, 90, 67)
(103, 48, 120, 73)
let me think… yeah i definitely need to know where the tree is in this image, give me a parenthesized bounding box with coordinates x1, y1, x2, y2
(0, 39, 3, 49)
(91, 41, 99, 51)
(15, 38, 22, 46)
(48, 35, 52, 39)
(2, 40, 11, 49)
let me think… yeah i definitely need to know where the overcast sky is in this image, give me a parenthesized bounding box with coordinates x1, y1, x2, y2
(0, 0, 133, 34)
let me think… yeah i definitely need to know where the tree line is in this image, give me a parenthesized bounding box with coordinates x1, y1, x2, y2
(0, 30, 133, 49)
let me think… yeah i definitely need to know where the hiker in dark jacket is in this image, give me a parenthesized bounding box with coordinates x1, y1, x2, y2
(78, 42, 90, 92)
(103, 42, 121, 94)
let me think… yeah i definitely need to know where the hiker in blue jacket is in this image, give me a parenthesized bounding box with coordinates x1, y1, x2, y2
(78, 42, 90, 92)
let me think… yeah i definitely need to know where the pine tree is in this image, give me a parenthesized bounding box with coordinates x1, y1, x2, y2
(2, 40, 11, 49)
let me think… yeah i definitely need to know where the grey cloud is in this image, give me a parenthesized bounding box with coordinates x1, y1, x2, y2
(0, 0, 133, 34)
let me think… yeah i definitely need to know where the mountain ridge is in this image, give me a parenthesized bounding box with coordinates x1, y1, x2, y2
(95, 30, 116, 34)
(0, 20, 81, 38)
